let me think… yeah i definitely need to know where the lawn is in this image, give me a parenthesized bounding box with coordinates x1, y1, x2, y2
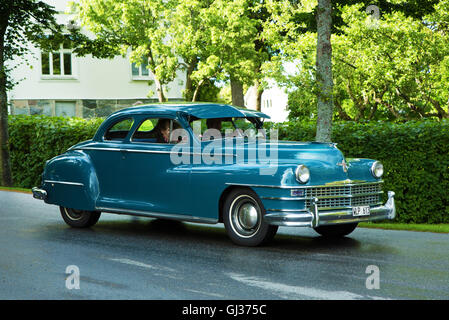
(359, 222, 449, 233)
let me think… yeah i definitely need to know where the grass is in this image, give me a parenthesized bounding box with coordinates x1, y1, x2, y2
(359, 222, 449, 233)
(0, 186, 32, 193)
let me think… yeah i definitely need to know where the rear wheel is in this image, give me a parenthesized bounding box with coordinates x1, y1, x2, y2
(223, 188, 278, 246)
(60, 206, 101, 228)
(313, 223, 358, 238)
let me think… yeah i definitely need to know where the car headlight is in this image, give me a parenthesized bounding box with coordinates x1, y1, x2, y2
(296, 164, 310, 184)
(371, 161, 384, 178)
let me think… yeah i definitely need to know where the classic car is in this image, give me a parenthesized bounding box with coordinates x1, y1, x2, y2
(32, 103, 396, 246)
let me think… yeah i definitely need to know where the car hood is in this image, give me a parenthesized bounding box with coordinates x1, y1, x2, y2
(213, 139, 351, 184)
(215, 140, 345, 163)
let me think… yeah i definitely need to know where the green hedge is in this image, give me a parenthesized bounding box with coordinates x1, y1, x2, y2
(8, 115, 104, 189)
(7, 115, 449, 224)
(265, 120, 449, 224)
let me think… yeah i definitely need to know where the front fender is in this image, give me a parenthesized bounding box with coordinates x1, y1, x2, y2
(42, 150, 99, 211)
(347, 158, 378, 181)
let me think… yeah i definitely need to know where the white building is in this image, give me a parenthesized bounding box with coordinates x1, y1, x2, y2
(7, 0, 186, 118)
(244, 80, 289, 123)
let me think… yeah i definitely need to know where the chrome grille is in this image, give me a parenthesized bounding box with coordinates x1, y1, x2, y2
(304, 183, 382, 210)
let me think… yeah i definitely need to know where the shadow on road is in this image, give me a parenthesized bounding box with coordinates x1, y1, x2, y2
(43, 217, 364, 254)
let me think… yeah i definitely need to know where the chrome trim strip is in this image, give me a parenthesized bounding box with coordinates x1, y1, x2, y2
(262, 197, 308, 201)
(266, 208, 308, 212)
(261, 192, 383, 201)
(124, 149, 178, 154)
(226, 180, 383, 189)
(74, 147, 122, 152)
(226, 183, 306, 189)
(44, 180, 84, 186)
(96, 207, 218, 224)
(74, 147, 236, 157)
(121, 149, 236, 157)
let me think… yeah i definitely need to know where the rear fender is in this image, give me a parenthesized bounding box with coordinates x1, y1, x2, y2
(42, 150, 99, 211)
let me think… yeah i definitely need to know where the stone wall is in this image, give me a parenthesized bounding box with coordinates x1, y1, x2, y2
(10, 98, 183, 118)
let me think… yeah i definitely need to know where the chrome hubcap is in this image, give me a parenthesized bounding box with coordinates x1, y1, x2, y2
(238, 203, 258, 229)
(65, 208, 84, 221)
(230, 195, 261, 238)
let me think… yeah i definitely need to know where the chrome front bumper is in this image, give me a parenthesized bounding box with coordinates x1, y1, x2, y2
(264, 191, 396, 227)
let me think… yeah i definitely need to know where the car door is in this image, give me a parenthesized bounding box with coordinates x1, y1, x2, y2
(117, 115, 192, 216)
(86, 116, 135, 209)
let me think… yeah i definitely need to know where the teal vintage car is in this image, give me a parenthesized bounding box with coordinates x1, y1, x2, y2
(32, 103, 396, 246)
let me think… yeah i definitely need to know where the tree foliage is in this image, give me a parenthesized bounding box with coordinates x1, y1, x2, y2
(0, 0, 63, 186)
(73, 0, 179, 102)
(168, 0, 273, 105)
(270, 1, 449, 122)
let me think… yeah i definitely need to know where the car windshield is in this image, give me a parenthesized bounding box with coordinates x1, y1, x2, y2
(189, 117, 266, 141)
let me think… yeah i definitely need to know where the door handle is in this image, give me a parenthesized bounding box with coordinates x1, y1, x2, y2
(120, 148, 128, 159)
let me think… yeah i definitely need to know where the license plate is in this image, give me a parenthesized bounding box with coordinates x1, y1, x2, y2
(352, 206, 370, 217)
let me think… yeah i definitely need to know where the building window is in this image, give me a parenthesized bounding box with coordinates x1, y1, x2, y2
(264, 99, 272, 108)
(131, 58, 151, 80)
(41, 41, 74, 78)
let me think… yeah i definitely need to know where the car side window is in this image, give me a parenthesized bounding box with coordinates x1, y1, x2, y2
(131, 117, 186, 144)
(190, 117, 244, 141)
(104, 118, 134, 141)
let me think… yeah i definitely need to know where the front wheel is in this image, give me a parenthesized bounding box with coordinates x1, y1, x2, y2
(313, 223, 358, 238)
(223, 188, 278, 246)
(60, 207, 101, 228)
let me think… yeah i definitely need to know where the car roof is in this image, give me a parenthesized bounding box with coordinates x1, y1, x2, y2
(109, 102, 270, 119)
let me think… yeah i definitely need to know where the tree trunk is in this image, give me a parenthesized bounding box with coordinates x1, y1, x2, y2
(254, 77, 263, 112)
(153, 77, 166, 103)
(255, 88, 263, 112)
(147, 51, 165, 103)
(315, 0, 334, 143)
(192, 79, 205, 102)
(230, 77, 245, 108)
(0, 24, 13, 186)
(184, 58, 197, 101)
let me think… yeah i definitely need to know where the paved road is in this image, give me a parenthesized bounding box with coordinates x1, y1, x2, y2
(0, 190, 448, 300)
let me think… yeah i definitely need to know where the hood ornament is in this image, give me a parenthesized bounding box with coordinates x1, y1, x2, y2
(337, 159, 348, 172)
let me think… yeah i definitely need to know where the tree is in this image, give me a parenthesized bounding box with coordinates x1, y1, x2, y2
(0, 0, 61, 186)
(167, 0, 213, 101)
(74, 0, 179, 102)
(263, 0, 441, 140)
(332, 5, 449, 120)
(315, 0, 333, 142)
(283, 3, 449, 122)
(170, 0, 269, 107)
(192, 0, 261, 107)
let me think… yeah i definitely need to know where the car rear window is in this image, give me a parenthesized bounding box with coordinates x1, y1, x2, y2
(104, 118, 134, 141)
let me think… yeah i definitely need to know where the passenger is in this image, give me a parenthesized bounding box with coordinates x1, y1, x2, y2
(153, 118, 170, 143)
(206, 118, 222, 131)
(170, 121, 186, 143)
(205, 118, 223, 141)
